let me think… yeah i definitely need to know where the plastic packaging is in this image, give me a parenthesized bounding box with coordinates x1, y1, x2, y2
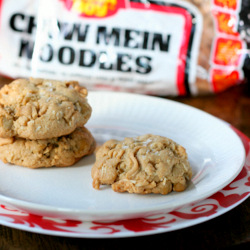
(0, 0, 249, 95)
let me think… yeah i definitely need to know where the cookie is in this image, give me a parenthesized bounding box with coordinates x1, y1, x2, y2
(92, 134, 192, 195)
(0, 78, 92, 139)
(0, 127, 96, 168)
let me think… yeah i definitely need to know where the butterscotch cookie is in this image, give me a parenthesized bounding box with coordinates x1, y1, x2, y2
(92, 134, 192, 195)
(0, 78, 92, 139)
(0, 127, 95, 168)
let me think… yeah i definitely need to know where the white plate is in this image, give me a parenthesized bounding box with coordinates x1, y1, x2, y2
(0, 126, 249, 238)
(0, 91, 245, 221)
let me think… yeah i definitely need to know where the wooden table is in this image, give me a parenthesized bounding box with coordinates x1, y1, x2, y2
(0, 77, 249, 249)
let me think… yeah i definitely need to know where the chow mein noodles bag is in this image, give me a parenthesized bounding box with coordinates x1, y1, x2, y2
(0, 0, 249, 95)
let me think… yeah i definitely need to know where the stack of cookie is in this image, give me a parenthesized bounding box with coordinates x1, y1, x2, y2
(0, 78, 95, 168)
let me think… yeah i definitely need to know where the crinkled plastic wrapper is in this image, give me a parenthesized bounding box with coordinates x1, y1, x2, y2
(0, 0, 249, 95)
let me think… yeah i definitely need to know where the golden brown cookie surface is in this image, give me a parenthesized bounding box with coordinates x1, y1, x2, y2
(0, 78, 91, 139)
(92, 134, 192, 195)
(0, 127, 95, 168)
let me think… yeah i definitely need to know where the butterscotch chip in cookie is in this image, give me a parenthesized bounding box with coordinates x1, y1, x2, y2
(0, 78, 92, 139)
(92, 134, 192, 195)
(0, 127, 95, 168)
